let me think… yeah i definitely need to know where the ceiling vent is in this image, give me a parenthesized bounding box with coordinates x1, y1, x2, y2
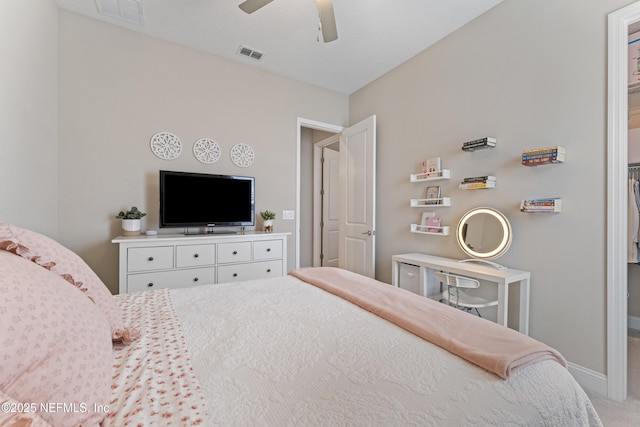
(95, 0, 144, 25)
(237, 45, 265, 61)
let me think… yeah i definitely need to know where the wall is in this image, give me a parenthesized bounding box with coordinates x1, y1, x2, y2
(57, 10, 349, 293)
(349, 0, 634, 374)
(0, 0, 58, 236)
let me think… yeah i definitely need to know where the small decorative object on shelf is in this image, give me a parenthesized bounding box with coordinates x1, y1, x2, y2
(521, 146, 565, 166)
(115, 206, 147, 236)
(459, 175, 496, 189)
(520, 198, 562, 213)
(260, 210, 276, 232)
(425, 186, 441, 204)
(424, 157, 441, 177)
(461, 137, 496, 151)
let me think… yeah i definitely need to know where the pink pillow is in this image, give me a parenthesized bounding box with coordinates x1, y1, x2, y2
(0, 222, 138, 344)
(0, 250, 112, 426)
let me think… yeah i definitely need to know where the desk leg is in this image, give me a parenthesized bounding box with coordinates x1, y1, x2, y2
(519, 278, 530, 335)
(497, 283, 508, 328)
(391, 260, 399, 287)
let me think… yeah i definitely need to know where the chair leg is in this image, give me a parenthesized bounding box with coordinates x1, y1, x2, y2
(474, 308, 482, 317)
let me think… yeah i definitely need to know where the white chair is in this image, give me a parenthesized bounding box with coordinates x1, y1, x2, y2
(433, 271, 498, 317)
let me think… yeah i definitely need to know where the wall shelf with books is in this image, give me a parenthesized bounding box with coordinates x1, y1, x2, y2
(458, 175, 496, 190)
(410, 224, 451, 236)
(410, 169, 450, 182)
(521, 146, 565, 166)
(461, 137, 496, 152)
(520, 198, 562, 213)
(410, 197, 451, 207)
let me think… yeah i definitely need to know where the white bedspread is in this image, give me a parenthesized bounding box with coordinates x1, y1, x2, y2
(171, 275, 602, 426)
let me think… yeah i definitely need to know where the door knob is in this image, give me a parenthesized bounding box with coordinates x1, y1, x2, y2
(361, 230, 372, 236)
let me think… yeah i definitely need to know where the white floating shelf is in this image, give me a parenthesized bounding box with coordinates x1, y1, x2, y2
(410, 224, 450, 236)
(410, 169, 451, 182)
(410, 197, 451, 207)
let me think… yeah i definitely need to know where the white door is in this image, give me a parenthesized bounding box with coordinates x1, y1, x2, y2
(339, 115, 376, 277)
(322, 147, 340, 267)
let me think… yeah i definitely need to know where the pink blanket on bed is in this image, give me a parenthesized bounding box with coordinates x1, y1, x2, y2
(290, 267, 566, 379)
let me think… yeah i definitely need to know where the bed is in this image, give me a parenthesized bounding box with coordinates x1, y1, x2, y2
(0, 223, 602, 427)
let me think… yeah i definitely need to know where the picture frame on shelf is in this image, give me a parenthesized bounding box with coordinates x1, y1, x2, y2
(420, 211, 435, 228)
(425, 186, 441, 204)
(425, 157, 441, 177)
(426, 216, 442, 233)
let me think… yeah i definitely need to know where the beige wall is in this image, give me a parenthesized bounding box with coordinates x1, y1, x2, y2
(349, 0, 634, 374)
(57, 10, 349, 293)
(0, 0, 58, 236)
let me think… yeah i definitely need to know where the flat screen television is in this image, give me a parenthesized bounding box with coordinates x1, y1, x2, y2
(159, 170, 255, 230)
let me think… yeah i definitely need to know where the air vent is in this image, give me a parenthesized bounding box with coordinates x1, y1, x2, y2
(237, 45, 264, 61)
(95, 0, 144, 25)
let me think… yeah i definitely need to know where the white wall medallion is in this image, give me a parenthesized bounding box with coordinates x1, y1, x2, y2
(230, 143, 255, 167)
(193, 138, 221, 164)
(150, 132, 182, 160)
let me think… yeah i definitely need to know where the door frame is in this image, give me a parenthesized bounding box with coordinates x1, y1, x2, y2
(296, 117, 343, 269)
(313, 134, 340, 267)
(607, 1, 640, 401)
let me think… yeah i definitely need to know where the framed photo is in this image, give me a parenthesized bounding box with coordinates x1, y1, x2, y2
(425, 186, 441, 204)
(426, 216, 441, 233)
(420, 212, 435, 227)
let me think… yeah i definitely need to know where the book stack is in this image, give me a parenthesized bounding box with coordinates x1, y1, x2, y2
(461, 137, 497, 151)
(521, 146, 565, 166)
(458, 175, 496, 189)
(520, 198, 562, 213)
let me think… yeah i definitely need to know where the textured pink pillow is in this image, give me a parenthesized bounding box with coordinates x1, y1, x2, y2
(0, 250, 112, 426)
(0, 222, 138, 344)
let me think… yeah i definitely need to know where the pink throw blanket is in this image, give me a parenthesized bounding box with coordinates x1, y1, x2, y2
(290, 267, 566, 379)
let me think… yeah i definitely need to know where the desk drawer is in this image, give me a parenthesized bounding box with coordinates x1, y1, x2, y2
(127, 246, 174, 272)
(398, 263, 421, 295)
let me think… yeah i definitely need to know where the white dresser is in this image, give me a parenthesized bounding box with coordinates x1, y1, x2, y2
(112, 232, 288, 294)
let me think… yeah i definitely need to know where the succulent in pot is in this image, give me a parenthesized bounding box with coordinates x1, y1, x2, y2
(115, 206, 147, 236)
(260, 210, 276, 233)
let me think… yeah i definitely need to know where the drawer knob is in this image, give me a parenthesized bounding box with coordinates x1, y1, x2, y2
(193, 277, 199, 282)
(148, 257, 154, 261)
(266, 248, 271, 252)
(194, 253, 199, 258)
(233, 251, 238, 255)
(147, 282, 154, 287)
(233, 273, 238, 277)
(267, 268, 271, 273)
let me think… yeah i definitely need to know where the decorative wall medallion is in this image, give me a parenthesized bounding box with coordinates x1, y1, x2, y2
(193, 138, 221, 164)
(230, 143, 255, 167)
(150, 132, 182, 160)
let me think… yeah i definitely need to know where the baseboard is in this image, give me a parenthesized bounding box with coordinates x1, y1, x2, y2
(629, 315, 640, 330)
(568, 362, 608, 397)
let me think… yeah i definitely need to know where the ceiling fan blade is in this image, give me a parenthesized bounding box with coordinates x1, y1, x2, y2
(317, 0, 338, 42)
(239, 0, 274, 14)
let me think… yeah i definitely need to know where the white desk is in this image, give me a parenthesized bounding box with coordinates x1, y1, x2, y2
(392, 253, 531, 335)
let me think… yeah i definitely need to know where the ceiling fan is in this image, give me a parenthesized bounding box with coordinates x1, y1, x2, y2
(238, 0, 338, 43)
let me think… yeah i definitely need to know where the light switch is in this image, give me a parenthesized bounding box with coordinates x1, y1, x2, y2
(283, 210, 295, 220)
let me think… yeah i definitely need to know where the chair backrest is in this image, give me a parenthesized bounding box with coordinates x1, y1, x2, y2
(434, 271, 480, 289)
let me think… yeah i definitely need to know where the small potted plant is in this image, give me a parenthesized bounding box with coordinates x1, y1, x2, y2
(115, 206, 147, 236)
(260, 210, 276, 233)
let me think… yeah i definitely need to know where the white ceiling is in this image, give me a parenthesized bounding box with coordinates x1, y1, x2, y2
(55, 0, 503, 95)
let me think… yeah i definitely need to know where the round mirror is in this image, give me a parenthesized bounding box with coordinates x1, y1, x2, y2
(456, 207, 512, 260)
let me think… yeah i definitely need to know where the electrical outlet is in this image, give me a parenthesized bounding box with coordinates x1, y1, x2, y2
(283, 210, 295, 220)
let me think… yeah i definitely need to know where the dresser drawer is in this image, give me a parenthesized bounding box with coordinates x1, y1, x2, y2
(127, 267, 215, 293)
(217, 242, 251, 264)
(253, 239, 283, 260)
(176, 244, 216, 267)
(217, 260, 282, 283)
(127, 246, 174, 272)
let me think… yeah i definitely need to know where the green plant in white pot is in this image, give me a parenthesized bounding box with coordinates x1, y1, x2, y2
(115, 206, 147, 236)
(260, 210, 276, 233)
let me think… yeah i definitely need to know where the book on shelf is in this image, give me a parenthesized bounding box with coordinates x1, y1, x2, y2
(425, 157, 441, 177)
(459, 181, 496, 189)
(462, 137, 497, 151)
(462, 175, 496, 183)
(521, 146, 565, 165)
(426, 216, 441, 233)
(420, 211, 435, 227)
(425, 186, 441, 204)
(520, 198, 562, 212)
